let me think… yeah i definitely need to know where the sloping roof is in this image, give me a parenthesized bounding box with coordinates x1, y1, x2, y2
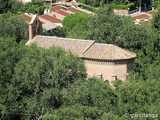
(29, 15, 39, 24)
(55, 10, 70, 16)
(133, 14, 150, 21)
(51, 5, 62, 12)
(21, 14, 32, 22)
(26, 35, 95, 57)
(26, 36, 136, 60)
(29, 15, 36, 24)
(146, 10, 155, 15)
(82, 43, 136, 60)
(39, 14, 62, 23)
(67, 7, 84, 13)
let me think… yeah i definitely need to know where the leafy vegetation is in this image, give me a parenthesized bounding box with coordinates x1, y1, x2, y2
(0, 12, 28, 43)
(0, 0, 45, 15)
(0, 0, 160, 120)
(150, 8, 160, 32)
(0, 37, 87, 119)
(77, 0, 152, 10)
(63, 13, 90, 32)
(103, 3, 135, 9)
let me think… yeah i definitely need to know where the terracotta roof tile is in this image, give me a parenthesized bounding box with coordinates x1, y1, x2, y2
(146, 10, 155, 15)
(26, 36, 136, 60)
(26, 35, 95, 57)
(55, 10, 70, 16)
(21, 14, 32, 22)
(133, 14, 150, 21)
(51, 5, 62, 12)
(39, 14, 62, 23)
(67, 7, 84, 13)
(82, 43, 136, 60)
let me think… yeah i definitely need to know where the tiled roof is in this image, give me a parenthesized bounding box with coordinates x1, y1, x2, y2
(38, 17, 58, 30)
(47, 13, 65, 20)
(55, 10, 70, 16)
(82, 43, 136, 60)
(39, 14, 62, 23)
(146, 10, 155, 15)
(26, 36, 136, 60)
(51, 5, 62, 12)
(133, 14, 150, 21)
(67, 7, 84, 13)
(21, 14, 32, 22)
(29, 15, 39, 24)
(26, 35, 95, 57)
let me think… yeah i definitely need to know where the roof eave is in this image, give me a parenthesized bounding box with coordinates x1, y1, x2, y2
(81, 56, 137, 61)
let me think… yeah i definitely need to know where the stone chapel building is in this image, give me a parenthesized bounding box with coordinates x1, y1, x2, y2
(26, 15, 136, 83)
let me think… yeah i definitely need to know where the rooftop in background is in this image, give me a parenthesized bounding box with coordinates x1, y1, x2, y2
(26, 35, 136, 60)
(21, 2, 94, 31)
(39, 14, 62, 23)
(21, 14, 32, 22)
(67, 7, 84, 13)
(55, 10, 70, 16)
(132, 14, 150, 21)
(50, 5, 62, 12)
(131, 10, 156, 24)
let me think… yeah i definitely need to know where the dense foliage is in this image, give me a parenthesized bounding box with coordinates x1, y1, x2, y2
(77, 0, 153, 9)
(151, 8, 160, 32)
(0, 1, 160, 120)
(0, 0, 45, 15)
(63, 13, 90, 31)
(0, 37, 87, 119)
(0, 12, 28, 42)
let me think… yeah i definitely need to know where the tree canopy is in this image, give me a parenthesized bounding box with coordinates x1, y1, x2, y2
(150, 8, 160, 32)
(62, 13, 90, 32)
(0, 1, 160, 120)
(0, 37, 87, 119)
(0, 12, 28, 42)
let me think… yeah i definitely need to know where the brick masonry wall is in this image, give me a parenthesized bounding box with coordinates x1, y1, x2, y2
(84, 60, 128, 82)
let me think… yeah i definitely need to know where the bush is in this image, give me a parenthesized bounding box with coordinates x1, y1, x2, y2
(104, 3, 135, 10)
(153, 0, 160, 9)
(78, 5, 96, 12)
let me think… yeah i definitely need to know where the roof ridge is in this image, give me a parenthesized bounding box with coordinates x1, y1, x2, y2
(81, 41, 96, 57)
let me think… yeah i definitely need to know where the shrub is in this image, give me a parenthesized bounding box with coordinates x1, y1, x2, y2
(104, 3, 135, 10)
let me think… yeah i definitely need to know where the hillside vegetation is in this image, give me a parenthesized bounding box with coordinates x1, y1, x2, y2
(0, 0, 160, 119)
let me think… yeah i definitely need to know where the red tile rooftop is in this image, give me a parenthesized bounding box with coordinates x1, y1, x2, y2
(39, 14, 62, 23)
(146, 10, 155, 15)
(55, 10, 70, 16)
(67, 7, 84, 13)
(51, 5, 62, 12)
(21, 14, 32, 22)
(133, 14, 150, 21)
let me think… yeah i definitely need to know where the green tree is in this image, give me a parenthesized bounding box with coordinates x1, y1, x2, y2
(62, 78, 117, 112)
(0, 44, 86, 119)
(42, 104, 103, 120)
(115, 80, 160, 117)
(0, 37, 28, 119)
(18, 0, 45, 15)
(42, 27, 66, 37)
(62, 13, 90, 32)
(0, 12, 28, 42)
(150, 8, 160, 32)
